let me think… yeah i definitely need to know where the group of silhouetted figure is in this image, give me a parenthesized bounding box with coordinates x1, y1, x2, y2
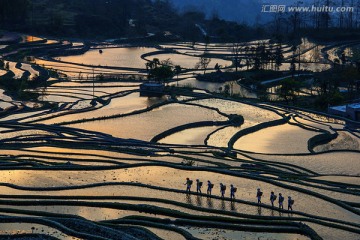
(185, 178, 295, 211)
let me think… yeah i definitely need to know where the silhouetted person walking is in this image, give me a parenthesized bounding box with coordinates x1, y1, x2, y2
(288, 196, 294, 211)
(220, 183, 226, 198)
(270, 191, 277, 207)
(207, 180, 213, 195)
(185, 178, 193, 193)
(256, 188, 263, 204)
(278, 193, 284, 209)
(196, 179, 203, 194)
(230, 184, 237, 199)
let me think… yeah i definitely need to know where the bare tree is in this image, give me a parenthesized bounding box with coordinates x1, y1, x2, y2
(161, 58, 173, 66)
(312, 0, 319, 28)
(339, 0, 345, 28)
(347, 0, 354, 29)
(322, 0, 331, 29)
(174, 65, 181, 86)
(356, 0, 360, 28)
(195, 53, 211, 74)
(275, 46, 284, 70)
(231, 43, 243, 72)
(290, 1, 303, 34)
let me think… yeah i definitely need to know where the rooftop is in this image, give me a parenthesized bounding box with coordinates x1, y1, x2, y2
(329, 102, 360, 112)
(330, 105, 347, 112)
(348, 103, 360, 109)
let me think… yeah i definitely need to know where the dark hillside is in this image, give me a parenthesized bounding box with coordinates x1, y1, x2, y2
(0, 0, 262, 41)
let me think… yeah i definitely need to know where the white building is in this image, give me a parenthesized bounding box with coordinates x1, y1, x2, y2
(328, 103, 360, 121)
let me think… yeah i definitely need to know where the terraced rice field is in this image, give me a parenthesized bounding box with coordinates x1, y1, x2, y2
(0, 34, 359, 239)
(58, 47, 156, 69)
(0, 81, 359, 239)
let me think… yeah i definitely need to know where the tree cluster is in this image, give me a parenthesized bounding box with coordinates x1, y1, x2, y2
(0, 0, 267, 41)
(237, 43, 284, 71)
(146, 58, 175, 83)
(269, 0, 360, 41)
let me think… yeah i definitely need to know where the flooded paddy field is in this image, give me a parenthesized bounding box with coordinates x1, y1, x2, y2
(152, 53, 232, 69)
(233, 123, 320, 154)
(58, 47, 156, 69)
(0, 36, 359, 240)
(69, 103, 227, 141)
(35, 58, 144, 78)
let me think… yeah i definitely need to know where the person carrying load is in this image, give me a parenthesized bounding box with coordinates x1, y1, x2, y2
(278, 193, 284, 209)
(196, 179, 203, 194)
(220, 183, 226, 198)
(185, 178, 193, 193)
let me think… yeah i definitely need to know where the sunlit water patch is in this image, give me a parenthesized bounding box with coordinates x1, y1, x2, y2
(42, 92, 166, 124)
(58, 47, 157, 68)
(0, 223, 75, 240)
(246, 151, 360, 175)
(154, 53, 232, 69)
(35, 58, 142, 77)
(159, 126, 219, 145)
(1, 167, 360, 224)
(233, 124, 320, 154)
(69, 103, 227, 140)
(191, 98, 281, 123)
(314, 131, 360, 152)
(183, 227, 310, 240)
